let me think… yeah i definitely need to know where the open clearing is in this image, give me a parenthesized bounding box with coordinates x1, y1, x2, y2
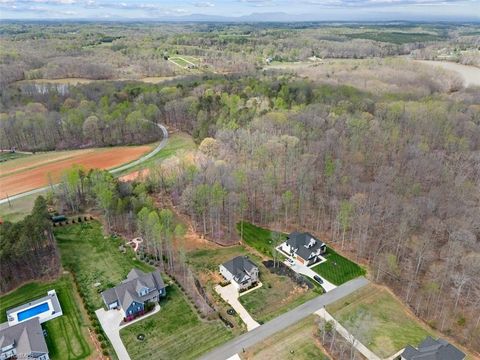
(327, 283, 430, 358)
(241, 316, 328, 360)
(0, 144, 154, 199)
(188, 246, 320, 324)
(0, 276, 94, 360)
(55, 222, 233, 359)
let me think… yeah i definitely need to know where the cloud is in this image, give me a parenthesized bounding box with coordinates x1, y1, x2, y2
(193, 1, 214, 7)
(303, 0, 468, 6)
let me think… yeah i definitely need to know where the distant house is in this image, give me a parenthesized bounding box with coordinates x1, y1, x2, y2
(400, 336, 465, 360)
(0, 318, 49, 360)
(101, 269, 166, 318)
(281, 232, 326, 266)
(219, 256, 259, 291)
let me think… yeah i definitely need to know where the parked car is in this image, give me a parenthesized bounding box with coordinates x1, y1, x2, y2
(313, 275, 324, 284)
(287, 258, 295, 265)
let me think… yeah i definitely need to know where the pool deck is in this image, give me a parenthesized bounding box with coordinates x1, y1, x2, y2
(6, 289, 63, 326)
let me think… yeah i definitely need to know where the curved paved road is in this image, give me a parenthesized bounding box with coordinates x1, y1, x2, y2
(0, 123, 168, 205)
(199, 277, 369, 360)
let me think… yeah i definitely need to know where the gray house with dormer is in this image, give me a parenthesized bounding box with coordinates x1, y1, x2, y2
(219, 256, 259, 291)
(281, 232, 326, 266)
(400, 337, 465, 360)
(101, 268, 166, 318)
(0, 318, 49, 360)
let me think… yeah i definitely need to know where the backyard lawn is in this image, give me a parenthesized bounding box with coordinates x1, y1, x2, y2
(312, 247, 365, 285)
(327, 283, 431, 358)
(237, 221, 287, 258)
(54, 221, 153, 309)
(241, 316, 328, 360)
(120, 285, 233, 360)
(0, 276, 94, 360)
(188, 245, 319, 324)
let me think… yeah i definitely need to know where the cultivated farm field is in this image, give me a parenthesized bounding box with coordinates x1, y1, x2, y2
(0, 144, 155, 199)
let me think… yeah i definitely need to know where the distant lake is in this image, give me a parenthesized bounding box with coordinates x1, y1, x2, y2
(414, 60, 480, 87)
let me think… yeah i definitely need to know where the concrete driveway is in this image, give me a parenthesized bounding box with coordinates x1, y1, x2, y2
(200, 277, 369, 360)
(96, 304, 160, 360)
(215, 284, 260, 331)
(288, 261, 337, 292)
(96, 308, 130, 360)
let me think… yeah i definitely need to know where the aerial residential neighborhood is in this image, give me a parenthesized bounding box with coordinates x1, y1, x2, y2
(1, 4, 479, 360)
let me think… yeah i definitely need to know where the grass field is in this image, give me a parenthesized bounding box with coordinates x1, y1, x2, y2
(312, 247, 366, 285)
(343, 31, 443, 44)
(327, 283, 431, 358)
(241, 316, 328, 360)
(120, 284, 233, 360)
(188, 246, 319, 324)
(0, 133, 195, 222)
(0, 276, 94, 360)
(0, 151, 30, 162)
(54, 221, 153, 309)
(114, 132, 196, 178)
(237, 221, 287, 258)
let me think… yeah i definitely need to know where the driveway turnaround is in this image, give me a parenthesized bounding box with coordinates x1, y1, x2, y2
(96, 308, 130, 360)
(199, 277, 369, 360)
(215, 284, 260, 331)
(96, 304, 160, 360)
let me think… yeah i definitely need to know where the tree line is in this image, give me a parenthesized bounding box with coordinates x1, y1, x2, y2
(0, 196, 60, 293)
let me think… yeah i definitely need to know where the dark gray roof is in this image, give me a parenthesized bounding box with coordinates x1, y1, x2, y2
(101, 269, 165, 310)
(0, 318, 48, 356)
(286, 232, 325, 260)
(222, 256, 258, 284)
(401, 337, 465, 360)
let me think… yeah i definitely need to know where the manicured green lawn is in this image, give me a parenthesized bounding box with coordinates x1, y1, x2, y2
(120, 284, 233, 360)
(0, 151, 30, 162)
(312, 247, 365, 285)
(327, 284, 431, 358)
(237, 221, 287, 258)
(0, 276, 93, 360)
(188, 245, 319, 324)
(242, 316, 328, 360)
(54, 221, 153, 309)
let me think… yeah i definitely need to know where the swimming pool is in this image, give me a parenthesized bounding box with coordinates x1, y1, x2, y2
(17, 302, 50, 321)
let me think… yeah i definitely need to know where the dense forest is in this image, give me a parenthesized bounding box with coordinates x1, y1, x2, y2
(1, 21, 479, 354)
(0, 197, 59, 293)
(1, 22, 479, 89)
(13, 70, 478, 349)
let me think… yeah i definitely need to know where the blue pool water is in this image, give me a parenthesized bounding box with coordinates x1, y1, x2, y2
(17, 302, 50, 321)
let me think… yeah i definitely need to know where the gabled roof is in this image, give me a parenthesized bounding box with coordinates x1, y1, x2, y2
(222, 256, 258, 284)
(401, 337, 465, 360)
(101, 269, 166, 310)
(0, 318, 48, 355)
(286, 232, 325, 260)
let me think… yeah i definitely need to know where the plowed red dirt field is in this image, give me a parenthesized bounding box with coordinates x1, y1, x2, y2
(0, 145, 153, 199)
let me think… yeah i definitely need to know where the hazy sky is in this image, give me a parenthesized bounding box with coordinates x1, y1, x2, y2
(0, 0, 479, 20)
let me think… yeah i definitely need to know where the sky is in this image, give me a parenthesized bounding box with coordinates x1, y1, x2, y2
(0, 0, 479, 21)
